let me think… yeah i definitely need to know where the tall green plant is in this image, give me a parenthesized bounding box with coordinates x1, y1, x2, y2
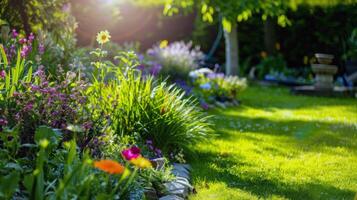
(86, 32, 212, 156)
(0, 45, 32, 99)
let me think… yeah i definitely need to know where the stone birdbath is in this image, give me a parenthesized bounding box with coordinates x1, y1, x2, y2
(311, 53, 338, 90)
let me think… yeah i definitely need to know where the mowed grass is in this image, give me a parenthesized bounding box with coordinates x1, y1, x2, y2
(188, 86, 357, 200)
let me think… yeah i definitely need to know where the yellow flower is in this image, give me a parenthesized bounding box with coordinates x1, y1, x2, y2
(159, 40, 168, 48)
(96, 30, 111, 45)
(130, 156, 152, 169)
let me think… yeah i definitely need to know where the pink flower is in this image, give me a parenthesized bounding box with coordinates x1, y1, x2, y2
(0, 70, 5, 79)
(19, 38, 27, 44)
(121, 146, 141, 160)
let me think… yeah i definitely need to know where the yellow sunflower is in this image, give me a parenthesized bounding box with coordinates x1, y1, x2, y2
(96, 30, 111, 45)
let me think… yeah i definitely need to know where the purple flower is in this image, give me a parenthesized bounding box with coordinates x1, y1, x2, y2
(201, 102, 210, 110)
(207, 73, 216, 79)
(0, 118, 8, 126)
(137, 65, 145, 72)
(24, 103, 33, 111)
(138, 54, 145, 62)
(20, 45, 30, 58)
(155, 148, 162, 156)
(28, 33, 35, 43)
(82, 121, 92, 130)
(12, 29, 18, 38)
(62, 3, 71, 12)
(122, 146, 141, 160)
(216, 73, 224, 78)
(31, 85, 40, 91)
(0, 70, 5, 79)
(38, 43, 45, 55)
(15, 113, 20, 121)
(149, 63, 162, 76)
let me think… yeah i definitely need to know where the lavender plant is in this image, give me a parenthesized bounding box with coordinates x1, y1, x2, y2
(146, 41, 204, 80)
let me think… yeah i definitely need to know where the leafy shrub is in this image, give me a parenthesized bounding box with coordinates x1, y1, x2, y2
(146, 41, 204, 80)
(255, 54, 287, 79)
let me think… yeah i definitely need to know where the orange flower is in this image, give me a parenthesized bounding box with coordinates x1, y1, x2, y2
(94, 160, 125, 174)
(130, 156, 152, 169)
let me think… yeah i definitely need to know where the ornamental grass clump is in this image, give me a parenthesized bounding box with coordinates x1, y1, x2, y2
(86, 34, 212, 159)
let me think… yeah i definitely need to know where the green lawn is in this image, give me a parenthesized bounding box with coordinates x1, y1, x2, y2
(188, 86, 357, 200)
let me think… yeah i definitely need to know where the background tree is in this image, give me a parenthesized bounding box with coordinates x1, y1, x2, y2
(0, 0, 77, 64)
(162, 0, 356, 75)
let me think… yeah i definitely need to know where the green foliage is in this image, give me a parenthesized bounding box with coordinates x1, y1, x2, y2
(0, 45, 33, 99)
(0, 1, 77, 68)
(0, 171, 20, 199)
(85, 43, 211, 156)
(0, 126, 136, 199)
(343, 28, 357, 60)
(163, 0, 356, 30)
(256, 54, 287, 79)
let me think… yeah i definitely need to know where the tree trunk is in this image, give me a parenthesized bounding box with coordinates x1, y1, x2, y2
(224, 22, 239, 75)
(11, 0, 31, 34)
(264, 17, 277, 56)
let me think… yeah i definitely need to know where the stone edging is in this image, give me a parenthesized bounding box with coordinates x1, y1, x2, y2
(159, 163, 193, 200)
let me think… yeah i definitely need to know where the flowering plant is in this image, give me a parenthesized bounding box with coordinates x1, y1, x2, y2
(189, 68, 247, 108)
(146, 41, 204, 80)
(0, 27, 45, 64)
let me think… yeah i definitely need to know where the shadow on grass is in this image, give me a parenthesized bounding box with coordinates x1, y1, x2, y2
(189, 151, 356, 200)
(211, 111, 357, 154)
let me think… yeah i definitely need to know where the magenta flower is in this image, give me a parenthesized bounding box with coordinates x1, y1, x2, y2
(122, 146, 141, 160)
(0, 118, 8, 126)
(0, 70, 5, 79)
(19, 38, 27, 44)
(12, 29, 18, 38)
(28, 33, 35, 42)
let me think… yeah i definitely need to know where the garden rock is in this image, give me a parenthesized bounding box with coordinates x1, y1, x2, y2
(151, 157, 166, 170)
(164, 178, 191, 198)
(172, 163, 191, 180)
(159, 195, 184, 200)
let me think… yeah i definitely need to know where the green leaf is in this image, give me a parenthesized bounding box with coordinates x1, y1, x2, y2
(0, 171, 20, 199)
(34, 126, 62, 146)
(222, 18, 232, 32)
